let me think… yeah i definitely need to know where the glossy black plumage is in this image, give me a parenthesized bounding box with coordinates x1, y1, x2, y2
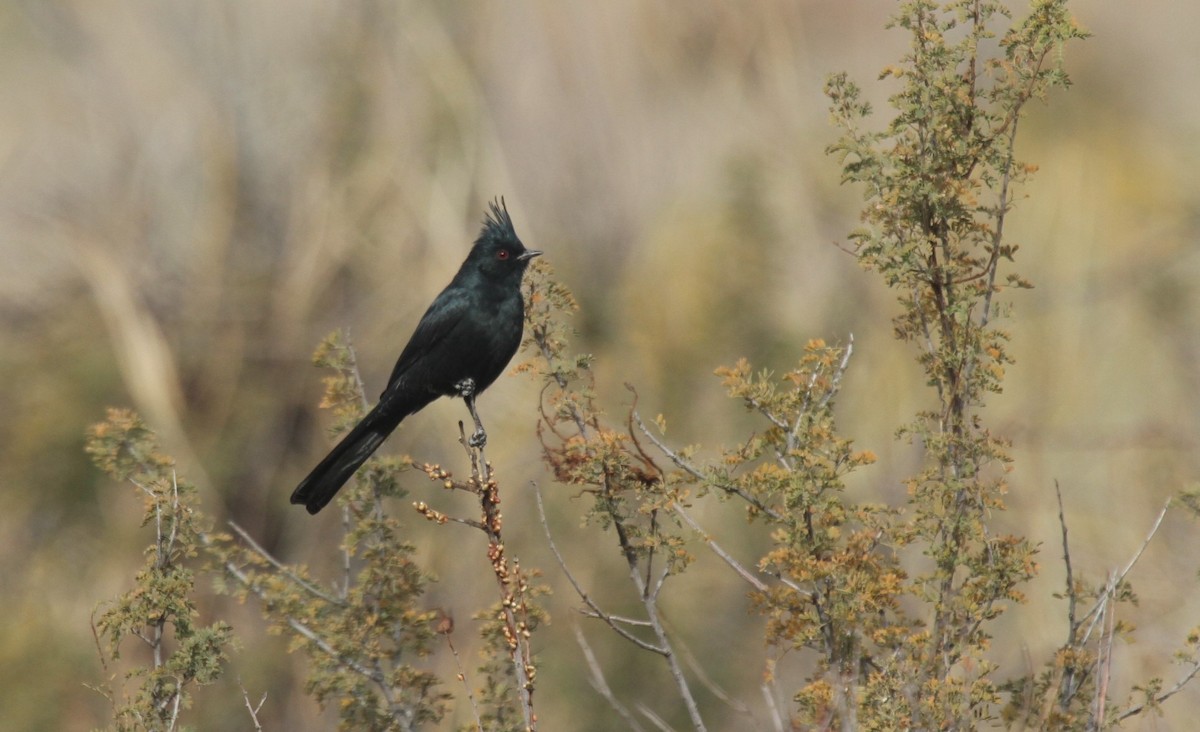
(290, 200, 541, 514)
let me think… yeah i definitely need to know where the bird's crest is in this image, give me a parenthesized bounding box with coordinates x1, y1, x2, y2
(481, 197, 518, 243)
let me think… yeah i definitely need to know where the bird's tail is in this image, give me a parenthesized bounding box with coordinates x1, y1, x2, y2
(290, 400, 408, 514)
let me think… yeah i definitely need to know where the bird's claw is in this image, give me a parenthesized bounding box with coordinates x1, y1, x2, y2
(458, 378, 485, 447)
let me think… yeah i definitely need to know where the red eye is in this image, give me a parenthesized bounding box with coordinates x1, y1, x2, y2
(497, 249, 510, 260)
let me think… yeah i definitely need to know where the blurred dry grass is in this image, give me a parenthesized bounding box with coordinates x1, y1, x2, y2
(1, 1, 1198, 729)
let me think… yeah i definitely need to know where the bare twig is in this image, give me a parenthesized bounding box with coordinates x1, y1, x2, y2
(577, 609, 653, 627)
(239, 682, 266, 732)
(770, 571, 813, 598)
(166, 471, 180, 560)
(1054, 481, 1083, 708)
(535, 484, 666, 654)
(1093, 582, 1114, 727)
(645, 509, 659, 600)
(638, 703, 681, 732)
(1113, 498, 1171, 585)
(761, 684, 785, 732)
(631, 409, 782, 522)
(746, 395, 790, 432)
(1118, 657, 1200, 722)
(167, 682, 181, 731)
(667, 618, 756, 722)
(615, 520, 707, 732)
(1071, 497, 1200, 723)
(815, 333, 854, 413)
(574, 625, 647, 732)
(1055, 482, 1076, 639)
(672, 503, 768, 592)
(649, 565, 670, 603)
(442, 625, 484, 732)
(228, 520, 345, 607)
(202, 532, 386, 687)
(89, 608, 110, 676)
(1076, 498, 1171, 638)
(445, 515, 487, 531)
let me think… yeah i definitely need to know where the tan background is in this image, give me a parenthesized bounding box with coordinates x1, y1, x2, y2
(1, 1, 1197, 729)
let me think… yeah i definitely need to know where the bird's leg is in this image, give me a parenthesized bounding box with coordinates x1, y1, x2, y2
(455, 378, 487, 448)
(465, 394, 487, 448)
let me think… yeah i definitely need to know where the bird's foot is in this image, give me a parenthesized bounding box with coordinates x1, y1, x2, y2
(459, 381, 485, 448)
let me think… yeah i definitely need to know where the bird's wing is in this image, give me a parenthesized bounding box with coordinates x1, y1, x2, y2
(382, 286, 471, 394)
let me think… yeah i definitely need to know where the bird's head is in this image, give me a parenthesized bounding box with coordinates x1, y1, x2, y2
(468, 198, 542, 280)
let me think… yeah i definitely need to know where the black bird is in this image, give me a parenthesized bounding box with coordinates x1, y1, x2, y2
(291, 199, 541, 514)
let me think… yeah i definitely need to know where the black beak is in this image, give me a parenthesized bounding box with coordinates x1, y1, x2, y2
(518, 249, 543, 261)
